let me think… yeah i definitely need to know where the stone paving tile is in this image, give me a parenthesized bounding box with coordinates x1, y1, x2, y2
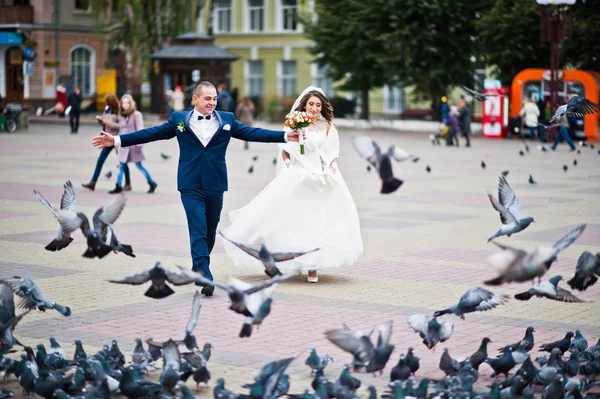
(0, 210, 36, 219)
(0, 261, 83, 279)
(2, 124, 599, 397)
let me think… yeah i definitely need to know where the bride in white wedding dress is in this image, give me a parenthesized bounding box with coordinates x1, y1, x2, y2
(221, 86, 363, 282)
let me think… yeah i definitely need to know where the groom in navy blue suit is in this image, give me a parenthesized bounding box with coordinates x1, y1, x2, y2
(92, 81, 302, 296)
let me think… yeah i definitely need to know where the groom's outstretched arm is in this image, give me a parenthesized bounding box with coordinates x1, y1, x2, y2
(118, 115, 178, 147)
(232, 120, 286, 143)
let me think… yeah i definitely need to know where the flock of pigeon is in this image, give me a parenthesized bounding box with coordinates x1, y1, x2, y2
(1, 95, 600, 399)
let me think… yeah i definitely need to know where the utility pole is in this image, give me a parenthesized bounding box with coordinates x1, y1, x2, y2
(55, 0, 60, 86)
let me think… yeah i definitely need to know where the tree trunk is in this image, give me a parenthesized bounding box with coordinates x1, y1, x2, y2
(360, 88, 369, 120)
(207, 0, 215, 36)
(430, 94, 442, 122)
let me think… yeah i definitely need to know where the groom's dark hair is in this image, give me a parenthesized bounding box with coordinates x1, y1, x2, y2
(194, 81, 216, 95)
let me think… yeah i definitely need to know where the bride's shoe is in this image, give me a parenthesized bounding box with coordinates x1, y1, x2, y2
(307, 270, 318, 283)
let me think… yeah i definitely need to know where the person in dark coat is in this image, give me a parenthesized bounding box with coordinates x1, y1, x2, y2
(459, 97, 472, 147)
(67, 87, 83, 134)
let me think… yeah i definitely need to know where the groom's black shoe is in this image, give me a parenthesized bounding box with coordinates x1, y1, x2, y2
(201, 286, 214, 296)
(193, 266, 214, 297)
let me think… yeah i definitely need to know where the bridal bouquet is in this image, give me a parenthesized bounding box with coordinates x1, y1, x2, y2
(284, 111, 316, 154)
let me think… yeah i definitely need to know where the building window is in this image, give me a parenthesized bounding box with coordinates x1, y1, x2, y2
(246, 61, 263, 97)
(70, 46, 94, 96)
(214, 0, 232, 33)
(247, 0, 264, 32)
(279, 60, 296, 97)
(196, 6, 205, 33)
(384, 85, 404, 114)
(281, 0, 298, 31)
(74, 0, 90, 10)
(312, 64, 332, 97)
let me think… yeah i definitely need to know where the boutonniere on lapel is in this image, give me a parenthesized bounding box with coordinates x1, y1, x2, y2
(177, 121, 186, 132)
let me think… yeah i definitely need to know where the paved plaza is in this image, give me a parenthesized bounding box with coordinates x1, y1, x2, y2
(1, 120, 599, 396)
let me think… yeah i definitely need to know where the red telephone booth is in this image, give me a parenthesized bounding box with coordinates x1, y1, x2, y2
(482, 87, 510, 139)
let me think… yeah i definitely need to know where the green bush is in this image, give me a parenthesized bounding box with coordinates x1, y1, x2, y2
(330, 97, 356, 118)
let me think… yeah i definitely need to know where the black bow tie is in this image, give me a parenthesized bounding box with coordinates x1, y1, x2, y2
(198, 114, 211, 120)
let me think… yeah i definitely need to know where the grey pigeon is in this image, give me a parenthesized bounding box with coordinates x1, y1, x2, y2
(433, 287, 509, 320)
(57, 193, 127, 259)
(567, 251, 600, 291)
(540, 332, 575, 354)
(0, 283, 31, 348)
(549, 95, 600, 123)
(239, 296, 272, 338)
(352, 134, 417, 194)
(390, 354, 411, 382)
(485, 224, 587, 285)
(305, 348, 333, 375)
(570, 329, 588, 352)
(109, 262, 197, 299)
(187, 268, 292, 317)
(407, 314, 453, 350)
(464, 337, 491, 371)
(0, 277, 70, 317)
(131, 338, 153, 371)
(106, 225, 135, 258)
(406, 347, 419, 374)
(498, 327, 535, 353)
(213, 378, 241, 399)
(105, 170, 112, 179)
(177, 291, 202, 350)
(439, 348, 460, 377)
(515, 275, 584, 303)
(157, 339, 181, 390)
(529, 175, 536, 185)
(218, 232, 317, 278)
(33, 181, 76, 252)
(325, 320, 394, 374)
(461, 85, 497, 102)
(488, 175, 534, 241)
(486, 349, 516, 379)
(481, 160, 486, 169)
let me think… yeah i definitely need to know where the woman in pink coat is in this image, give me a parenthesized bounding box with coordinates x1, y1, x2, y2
(109, 94, 158, 194)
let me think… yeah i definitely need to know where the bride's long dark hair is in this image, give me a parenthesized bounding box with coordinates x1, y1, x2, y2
(294, 90, 334, 122)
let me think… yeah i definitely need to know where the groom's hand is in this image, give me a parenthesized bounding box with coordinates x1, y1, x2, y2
(92, 131, 115, 149)
(286, 130, 306, 142)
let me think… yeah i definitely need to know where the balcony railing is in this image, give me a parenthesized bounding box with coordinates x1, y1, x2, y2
(0, 5, 33, 24)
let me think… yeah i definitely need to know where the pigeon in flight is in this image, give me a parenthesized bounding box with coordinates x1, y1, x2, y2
(325, 320, 394, 374)
(460, 85, 498, 102)
(549, 95, 600, 123)
(432, 287, 509, 320)
(0, 276, 71, 316)
(487, 175, 534, 242)
(407, 314, 453, 350)
(188, 268, 293, 317)
(0, 283, 32, 348)
(352, 134, 417, 194)
(567, 251, 600, 291)
(218, 232, 317, 278)
(109, 262, 198, 299)
(33, 181, 76, 252)
(485, 224, 587, 285)
(514, 275, 584, 303)
(57, 194, 127, 259)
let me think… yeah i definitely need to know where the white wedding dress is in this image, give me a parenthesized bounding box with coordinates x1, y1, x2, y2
(221, 120, 363, 271)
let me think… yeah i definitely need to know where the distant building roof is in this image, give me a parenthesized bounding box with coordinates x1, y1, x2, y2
(174, 32, 214, 42)
(152, 45, 238, 60)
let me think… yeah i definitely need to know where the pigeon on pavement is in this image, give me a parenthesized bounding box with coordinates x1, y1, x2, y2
(528, 175, 536, 185)
(485, 224, 587, 285)
(487, 176, 534, 242)
(570, 330, 588, 353)
(498, 327, 535, 353)
(352, 134, 417, 194)
(514, 275, 584, 303)
(407, 314, 453, 350)
(57, 193, 127, 259)
(549, 95, 600, 123)
(460, 86, 497, 102)
(0, 277, 70, 317)
(567, 251, 600, 291)
(325, 320, 395, 374)
(433, 287, 509, 320)
(218, 232, 317, 278)
(33, 181, 76, 252)
(540, 333, 574, 354)
(109, 262, 197, 299)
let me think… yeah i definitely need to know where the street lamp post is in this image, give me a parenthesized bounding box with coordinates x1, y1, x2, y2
(536, 0, 575, 141)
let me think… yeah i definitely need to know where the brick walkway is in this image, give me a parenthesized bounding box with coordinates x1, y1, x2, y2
(1, 123, 599, 397)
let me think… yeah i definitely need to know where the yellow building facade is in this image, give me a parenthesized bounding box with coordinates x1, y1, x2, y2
(196, 0, 404, 117)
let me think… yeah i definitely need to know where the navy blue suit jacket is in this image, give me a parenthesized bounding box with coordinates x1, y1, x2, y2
(119, 110, 286, 191)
